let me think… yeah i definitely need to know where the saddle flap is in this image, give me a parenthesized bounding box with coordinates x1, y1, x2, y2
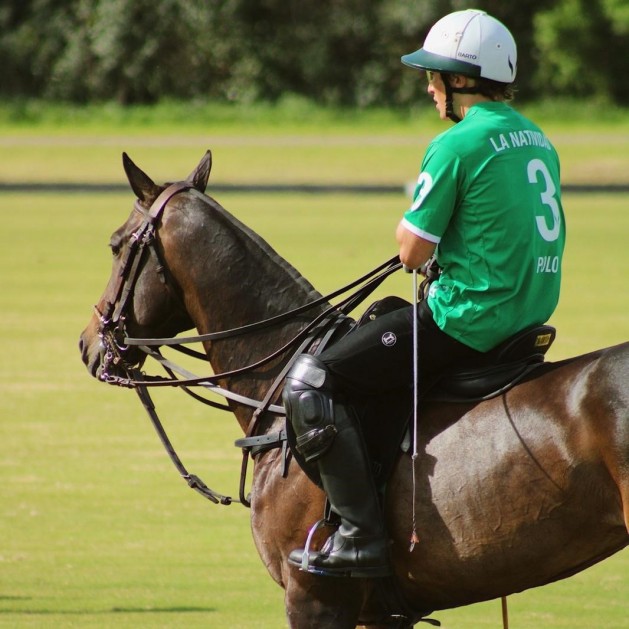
(428, 325, 557, 402)
(430, 362, 536, 401)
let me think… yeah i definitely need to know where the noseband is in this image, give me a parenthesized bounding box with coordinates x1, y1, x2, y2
(96, 182, 193, 382)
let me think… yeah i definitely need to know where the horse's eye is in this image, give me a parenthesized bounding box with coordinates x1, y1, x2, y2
(109, 230, 125, 256)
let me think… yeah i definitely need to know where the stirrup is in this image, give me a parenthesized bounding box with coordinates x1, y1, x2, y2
(299, 518, 334, 573)
(292, 519, 391, 578)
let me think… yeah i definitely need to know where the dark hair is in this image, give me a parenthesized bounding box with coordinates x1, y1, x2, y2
(475, 77, 516, 101)
(443, 73, 516, 101)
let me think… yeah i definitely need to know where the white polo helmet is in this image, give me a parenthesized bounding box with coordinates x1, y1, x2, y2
(401, 10, 517, 83)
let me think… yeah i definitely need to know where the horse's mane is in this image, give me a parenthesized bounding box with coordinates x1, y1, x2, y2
(191, 188, 324, 307)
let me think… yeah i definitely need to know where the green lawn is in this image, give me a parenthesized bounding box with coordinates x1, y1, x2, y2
(1, 113, 627, 627)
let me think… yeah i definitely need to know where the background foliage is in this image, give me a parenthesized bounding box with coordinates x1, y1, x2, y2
(1, 0, 627, 107)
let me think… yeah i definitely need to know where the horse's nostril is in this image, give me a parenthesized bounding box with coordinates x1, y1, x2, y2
(78, 334, 91, 361)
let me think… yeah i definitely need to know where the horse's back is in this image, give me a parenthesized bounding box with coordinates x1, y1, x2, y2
(594, 341, 629, 405)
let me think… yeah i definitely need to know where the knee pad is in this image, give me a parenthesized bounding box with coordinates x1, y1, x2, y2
(283, 355, 337, 462)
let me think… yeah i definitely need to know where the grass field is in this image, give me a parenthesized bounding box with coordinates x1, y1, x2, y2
(1, 107, 628, 627)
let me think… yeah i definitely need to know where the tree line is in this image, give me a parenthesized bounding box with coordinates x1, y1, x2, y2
(1, 0, 626, 107)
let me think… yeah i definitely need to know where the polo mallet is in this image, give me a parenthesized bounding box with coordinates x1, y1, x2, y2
(409, 267, 420, 550)
(406, 266, 510, 626)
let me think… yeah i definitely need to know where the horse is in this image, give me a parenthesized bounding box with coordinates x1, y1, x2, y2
(79, 150, 629, 628)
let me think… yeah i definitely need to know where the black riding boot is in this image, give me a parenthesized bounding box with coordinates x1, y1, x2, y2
(283, 354, 391, 578)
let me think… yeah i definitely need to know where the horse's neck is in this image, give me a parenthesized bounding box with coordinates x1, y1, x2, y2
(173, 193, 325, 430)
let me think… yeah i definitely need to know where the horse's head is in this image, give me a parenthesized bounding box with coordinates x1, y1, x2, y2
(79, 150, 212, 381)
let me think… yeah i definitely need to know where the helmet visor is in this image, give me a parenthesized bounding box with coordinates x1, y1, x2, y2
(401, 48, 481, 77)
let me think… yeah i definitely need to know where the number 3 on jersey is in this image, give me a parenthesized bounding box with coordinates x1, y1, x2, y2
(410, 172, 433, 211)
(528, 158, 561, 242)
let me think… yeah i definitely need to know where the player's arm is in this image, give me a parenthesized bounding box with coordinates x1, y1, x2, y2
(396, 221, 436, 271)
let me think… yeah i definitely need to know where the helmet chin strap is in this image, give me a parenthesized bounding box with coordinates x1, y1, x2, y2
(442, 74, 480, 123)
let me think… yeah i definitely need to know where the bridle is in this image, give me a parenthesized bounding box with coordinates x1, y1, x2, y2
(96, 181, 193, 382)
(95, 181, 402, 506)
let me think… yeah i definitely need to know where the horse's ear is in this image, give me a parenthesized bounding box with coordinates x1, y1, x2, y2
(186, 150, 212, 193)
(122, 152, 163, 205)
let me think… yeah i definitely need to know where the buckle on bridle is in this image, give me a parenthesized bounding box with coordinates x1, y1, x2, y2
(97, 307, 133, 382)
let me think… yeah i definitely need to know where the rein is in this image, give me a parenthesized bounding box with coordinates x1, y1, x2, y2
(122, 254, 401, 348)
(97, 181, 402, 507)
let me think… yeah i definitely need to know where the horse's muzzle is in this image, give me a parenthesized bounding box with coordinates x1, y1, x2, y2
(78, 325, 106, 379)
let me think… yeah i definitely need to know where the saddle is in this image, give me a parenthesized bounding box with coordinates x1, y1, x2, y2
(357, 295, 555, 402)
(428, 323, 555, 401)
(348, 296, 556, 487)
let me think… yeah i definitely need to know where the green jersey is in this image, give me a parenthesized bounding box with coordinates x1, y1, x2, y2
(402, 101, 565, 352)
